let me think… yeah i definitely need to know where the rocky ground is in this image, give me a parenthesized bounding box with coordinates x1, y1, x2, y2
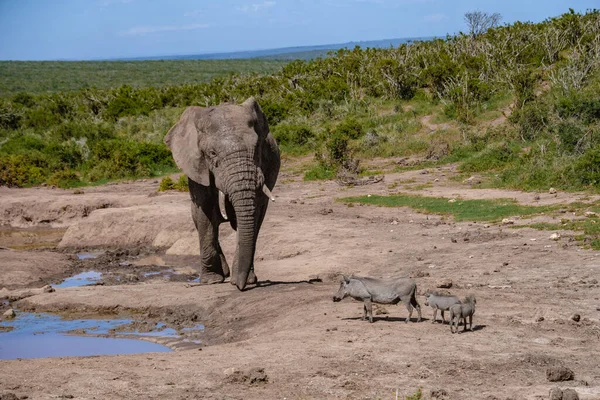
(1, 163, 599, 400)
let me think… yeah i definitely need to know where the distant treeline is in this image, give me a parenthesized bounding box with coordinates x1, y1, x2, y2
(1, 10, 599, 191)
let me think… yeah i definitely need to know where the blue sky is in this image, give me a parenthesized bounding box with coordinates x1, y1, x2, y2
(0, 0, 597, 60)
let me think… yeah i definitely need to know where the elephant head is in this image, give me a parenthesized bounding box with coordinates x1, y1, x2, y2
(165, 97, 280, 290)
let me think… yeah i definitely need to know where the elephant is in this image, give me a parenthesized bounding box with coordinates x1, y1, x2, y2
(165, 97, 280, 291)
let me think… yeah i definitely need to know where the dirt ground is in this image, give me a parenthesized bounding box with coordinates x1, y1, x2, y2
(1, 164, 599, 400)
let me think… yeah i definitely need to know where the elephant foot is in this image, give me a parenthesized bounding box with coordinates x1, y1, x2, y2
(229, 270, 258, 286)
(247, 270, 258, 284)
(199, 271, 225, 285)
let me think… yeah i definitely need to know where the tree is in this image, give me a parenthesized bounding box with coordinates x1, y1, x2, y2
(464, 11, 502, 37)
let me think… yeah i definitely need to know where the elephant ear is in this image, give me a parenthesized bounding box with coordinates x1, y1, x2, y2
(242, 97, 281, 190)
(242, 97, 268, 139)
(164, 107, 209, 186)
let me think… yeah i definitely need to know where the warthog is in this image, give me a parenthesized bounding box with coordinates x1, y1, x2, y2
(424, 292, 461, 324)
(449, 295, 476, 333)
(332, 275, 422, 323)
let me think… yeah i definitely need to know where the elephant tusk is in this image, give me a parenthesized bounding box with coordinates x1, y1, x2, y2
(262, 185, 275, 202)
(218, 190, 229, 220)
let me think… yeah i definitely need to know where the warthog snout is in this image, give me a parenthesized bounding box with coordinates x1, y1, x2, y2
(333, 296, 341, 302)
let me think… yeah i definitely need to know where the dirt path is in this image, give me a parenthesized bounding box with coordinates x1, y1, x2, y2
(1, 168, 599, 399)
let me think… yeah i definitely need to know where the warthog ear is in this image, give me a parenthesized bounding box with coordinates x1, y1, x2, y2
(342, 275, 349, 283)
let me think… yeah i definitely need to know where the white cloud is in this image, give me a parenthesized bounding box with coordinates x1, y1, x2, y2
(121, 23, 210, 36)
(237, 1, 276, 13)
(184, 9, 203, 17)
(423, 13, 447, 22)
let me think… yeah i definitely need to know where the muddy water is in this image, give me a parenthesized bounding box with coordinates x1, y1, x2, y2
(0, 312, 172, 360)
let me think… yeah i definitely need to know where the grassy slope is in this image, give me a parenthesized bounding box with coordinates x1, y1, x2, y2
(0, 59, 286, 95)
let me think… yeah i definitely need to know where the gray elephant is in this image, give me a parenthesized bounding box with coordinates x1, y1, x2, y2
(165, 97, 280, 290)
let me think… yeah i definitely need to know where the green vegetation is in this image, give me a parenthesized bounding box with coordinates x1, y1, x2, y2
(158, 175, 189, 192)
(0, 60, 286, 95)
(515, 217, 600, 250)
(1, 10, 599, 191)
(340, 194, 556, 222)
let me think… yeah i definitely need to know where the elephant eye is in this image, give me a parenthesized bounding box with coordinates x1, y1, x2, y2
(207, 150, 217, 159)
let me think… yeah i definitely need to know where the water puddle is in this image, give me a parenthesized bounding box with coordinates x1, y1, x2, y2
(0, 312, 172, 360)
(76, 251, 104, 260)
(54, 271, 102, 288)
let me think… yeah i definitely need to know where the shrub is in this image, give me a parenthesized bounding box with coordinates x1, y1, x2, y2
(573, 146, 600, 186)
(271, 123, 315, 146)
(158, 176, 175, 191)
(46, 169, 80, 188)
(0, 154, 45, 187)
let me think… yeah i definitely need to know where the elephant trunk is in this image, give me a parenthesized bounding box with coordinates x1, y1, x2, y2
(224, 159, 261, 291)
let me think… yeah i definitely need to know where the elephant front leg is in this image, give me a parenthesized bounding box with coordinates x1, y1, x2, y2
(191, 204, 226, 284)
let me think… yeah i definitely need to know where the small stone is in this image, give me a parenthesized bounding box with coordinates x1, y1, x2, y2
(451, 238, 457, 243)
(43, 285, 55, 293)
(534, 194, 541, 201)
(448, 198, 457, 203)
(549, 187, 557, 194)
(420, 169, 429, 175)
(223, 367, 238, 376)
(434, 178, 440, 182)
(549, 387, 563, 400)
(430, 389, 448, 399)
(550, 233, 561, 241)
(484, 224, 490, 228)
(502, 218, 515, 225)
(570, 313, 581, 322)
(546, 366, 574, 382)
(436, 279, 452, 289)
(3, 309, 16, 319)
(503, 262, 509, 266)
(535, 316, 545, 322)
(562, 388, 580, 400)
(585, 211, 597, 217)
(73, 189, 84, 195)
(463, 176, 482, 185)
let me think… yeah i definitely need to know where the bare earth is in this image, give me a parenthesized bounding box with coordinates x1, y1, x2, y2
(1, 164, 599, 400)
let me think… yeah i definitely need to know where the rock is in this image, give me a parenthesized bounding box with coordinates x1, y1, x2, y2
(374, 304, 389, 315)
(534, 194, 541, 201)
(502, 218, 515, 225)
(549, 387, 563, 400)
(464, 176, 482, 185)
(224, 367, 268, 385)
(42, 285, 55, 293)
(430, 389, 449, 399)
(73, 189, 84, 195)
(570, 314, 581, 322)
(448, 198, 457, 203)
(585, 211, 597, 217)
(549, 187, 557, 194)
(546, 366, 574, 382)
(318, 208, 333, 215)
(451, 238, 457, 243)
(562, 388, 579, 400)
(420, 169, 429, 175)
(436, 279, 452, 289)
(3, 309, 16, 319)
(550, 233, 561, 241)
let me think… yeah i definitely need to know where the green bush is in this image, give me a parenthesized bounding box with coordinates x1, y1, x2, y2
(0, 154, 45, 187)
(574, 146, 600, 186)
(158, 176, 175, 191)
(272, 123, 314, 146)
(46, 169, 80, 188)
